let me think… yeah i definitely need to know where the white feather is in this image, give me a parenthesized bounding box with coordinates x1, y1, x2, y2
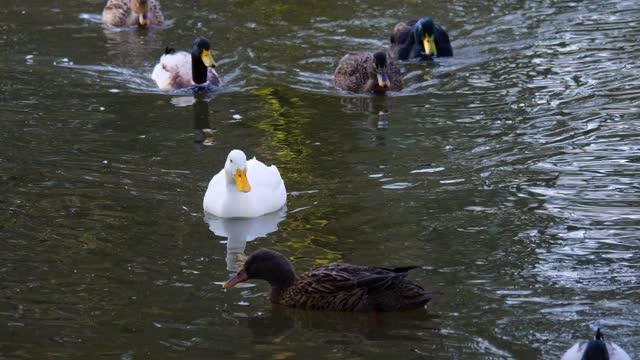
(561, 341, 631, 360)
(151, 51, 192, 89)
(203, 150, 287, 218)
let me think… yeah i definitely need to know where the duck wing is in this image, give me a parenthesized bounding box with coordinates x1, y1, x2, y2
(102, 0, 135, 27)
(389, 20, 418, 60)
(151, 50, 193, 89)
(247, 158, 284, 189)
(334, 53, 374, 92)
(434, 24, 453, 56)
(148, 0, 165, 24)
(281, 264, 431, 312)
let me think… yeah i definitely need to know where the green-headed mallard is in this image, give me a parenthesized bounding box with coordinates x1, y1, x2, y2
(151, 37, 221, 90)
(102, 0, 164, 27)
(334, 51, 402, 93)
(390, 17, 453, 60)
(203, 150, 286, 218)
(224, 248, 433, 312)
(561, 328, 631, 360)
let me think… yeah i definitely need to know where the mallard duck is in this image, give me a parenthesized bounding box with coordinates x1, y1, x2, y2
(389, 17, 453, 60)
(224, 248, 433, 312)
(334, 51, 402, 93)
(151, 37, 221, 90)
(203, 150, 286, 218)
(102, 0, 164, 27)
(561, 328, 631, 360)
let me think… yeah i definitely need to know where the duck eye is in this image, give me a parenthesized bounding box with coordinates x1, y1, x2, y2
(230, 159, 233, 163)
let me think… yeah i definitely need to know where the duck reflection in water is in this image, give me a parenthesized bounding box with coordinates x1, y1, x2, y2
(340, 95, 392, 130)
(191, 97, 216, 149)
(204, 207, 287, 272)
(246, 306, 438, 346)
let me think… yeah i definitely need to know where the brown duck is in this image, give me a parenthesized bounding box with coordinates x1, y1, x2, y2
(334, 51, 402, 93)
(224, 248, 432, 312)
(102, 0, 164, 27)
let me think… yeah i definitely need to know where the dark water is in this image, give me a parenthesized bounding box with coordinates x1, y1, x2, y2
(1, 0, 639, 358)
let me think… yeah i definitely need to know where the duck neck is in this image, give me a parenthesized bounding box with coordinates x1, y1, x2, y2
(269, 273, 298, 302)
(266, 261, 298, 292)
(192, 54, 208, 85)
(224, 169, 237, 190)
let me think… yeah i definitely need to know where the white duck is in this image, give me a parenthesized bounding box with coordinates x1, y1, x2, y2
(561, 328, 631, 360)
(203, 150, 286, 218)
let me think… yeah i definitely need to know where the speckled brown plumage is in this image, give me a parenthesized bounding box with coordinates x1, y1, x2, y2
(102, 0, 164, 27)
(334, 51, 402, 93)
(225, 249, 432, 312)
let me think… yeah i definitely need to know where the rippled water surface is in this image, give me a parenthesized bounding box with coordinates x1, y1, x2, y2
(1, 0, 639, 358)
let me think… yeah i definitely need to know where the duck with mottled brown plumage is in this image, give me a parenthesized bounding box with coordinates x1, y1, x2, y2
(102, 0, 164, 27)
(334, 51, 402, 94)
(224, 249, 433, 312)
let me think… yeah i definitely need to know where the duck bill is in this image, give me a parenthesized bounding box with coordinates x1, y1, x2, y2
(223, 270, 248, 289)
(235, 168, 251, 193)
(138, 13, 151, 26)
(423, 36, 437, 56)
(201, 49, 217, 68)
(376, 72, 391, 89)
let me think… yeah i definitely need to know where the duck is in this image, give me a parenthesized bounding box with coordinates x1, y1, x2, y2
(151, 37, 221, 90)
(224, 248, 433, 312)
(102, 0, 164, 27)
(561, 328, 631, 360)
(203, 150, 286, 218)
(334, 51, 402, 93)
(389, 17, 453, 60)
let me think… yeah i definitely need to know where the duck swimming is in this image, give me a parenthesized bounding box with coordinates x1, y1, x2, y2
(389, 17, 453, 60)
(561, 328, 631, 360)
(334, 51, 402, 93)
(102, 0, 164, 27)
(203, 150, 286, 218)
(224, 248, 433, 312)
(151, 37, 221, 90)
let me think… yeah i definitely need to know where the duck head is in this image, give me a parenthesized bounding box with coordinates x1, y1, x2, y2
(224, 149, 251, 193)
(191, 37, 217, 85)
(369, 51, 392, 90)
(561, 328, 632, 360)
(583, 328, 609, 359)
(224, 249, 297, 289)
(414, 17, 437, 57)
(131, 0, 151, 26)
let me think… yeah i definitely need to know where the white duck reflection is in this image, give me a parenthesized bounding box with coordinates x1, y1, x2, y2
(204, 207, 287, 272)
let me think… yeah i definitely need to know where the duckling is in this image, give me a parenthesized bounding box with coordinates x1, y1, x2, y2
(224, 248, 433, 312)
(102, 0, 164, 27)
(390, 17, 453, 60)
(561, 328, 631, 360)
(151, 37, 221, 90)
(334, 51, 402, 93)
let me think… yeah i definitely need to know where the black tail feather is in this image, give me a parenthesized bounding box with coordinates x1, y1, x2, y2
(378, 266, 421, 273)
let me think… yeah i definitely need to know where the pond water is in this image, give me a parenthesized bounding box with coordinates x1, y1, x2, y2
(1, 0, 639, 358)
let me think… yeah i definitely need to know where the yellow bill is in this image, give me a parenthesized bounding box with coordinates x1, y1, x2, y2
(201, 49, 217, 67)
(376, 72, 391, 89)
(423, 35, 437, 56)
(138, 13, 150, 26)
(235, 168, 251, 193)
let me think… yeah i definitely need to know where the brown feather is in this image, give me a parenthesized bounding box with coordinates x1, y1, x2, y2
(274, 263, 431, 312)
(102, 0, 164, 27)
(334, 51, 402, 93)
